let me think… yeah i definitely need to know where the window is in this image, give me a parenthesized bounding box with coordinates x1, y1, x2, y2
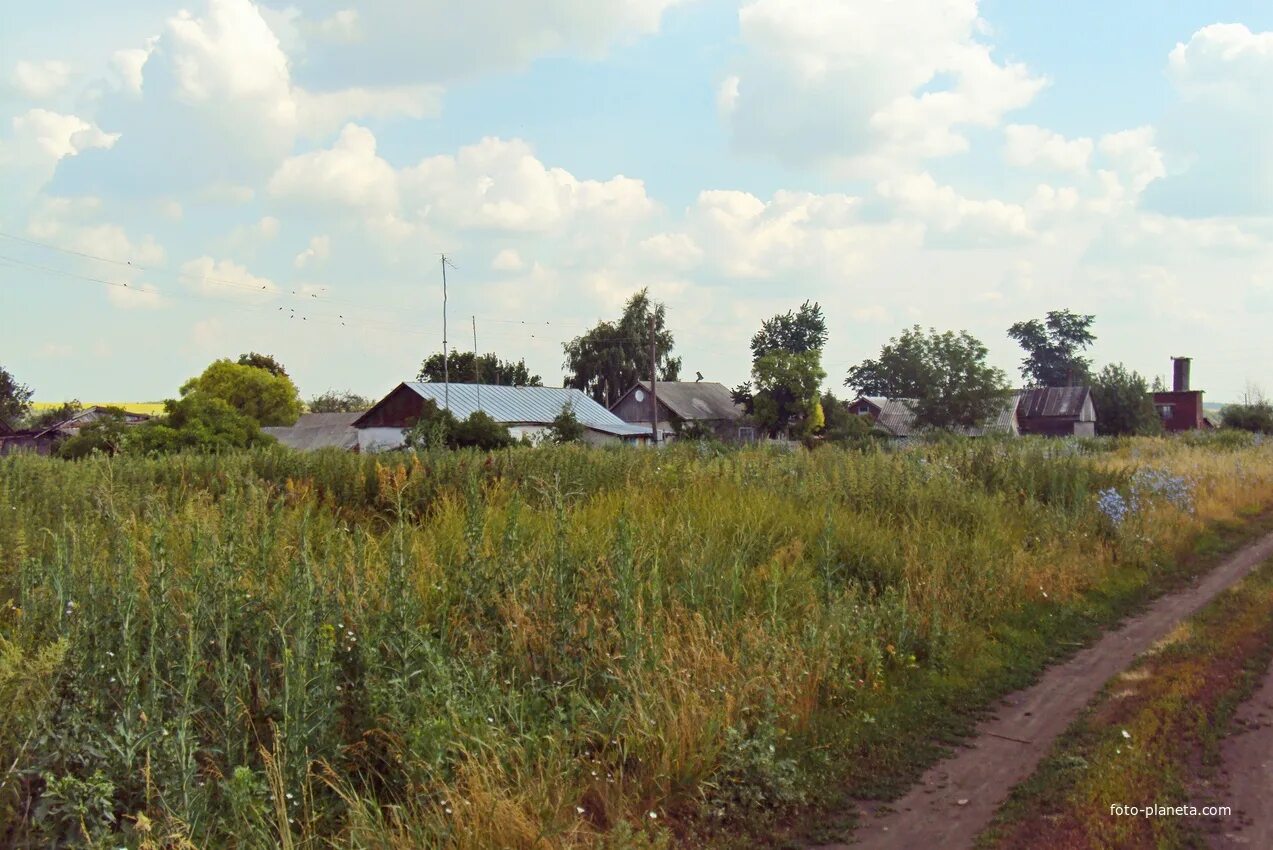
(1156, 404, 1174, 420)
(857, 404, 872, 415)
(738, 426, 756, 443)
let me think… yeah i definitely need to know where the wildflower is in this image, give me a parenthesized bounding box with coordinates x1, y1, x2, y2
(1121, 729, 1131, 739)
(648, 811, 658, 819)
(576, 806, 586, 815)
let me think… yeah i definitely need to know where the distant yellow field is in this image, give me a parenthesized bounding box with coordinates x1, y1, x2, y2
(31, 401, 167, 416)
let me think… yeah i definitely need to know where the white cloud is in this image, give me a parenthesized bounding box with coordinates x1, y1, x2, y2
(723, 0, 1045, 172)
(295, 235, 331, 268)
(287, 0, 690, 85)
(491, 248, 525, 271)
(1004, 124, 1092, 174)
(1145, 23, 1273, 215)
(268, 124, 399, 212)
(296, 85, 443, 137)
(180, 256, 279, 299)
(111, 44, 154, 94)
(402, 136, 655, 231)
(876, 172, 1032, 245)
(8, 109, 119, 161)
(11, 60, 72, 99)
(640, 232, 705, 270)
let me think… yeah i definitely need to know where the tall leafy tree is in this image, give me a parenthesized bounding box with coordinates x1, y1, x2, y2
(1091, 363, 1162, 436)
(736, 302, 828, 437)
(181, 359, 303, 426)
(1007, 309, 1096, 387)
(236, 352, 290, 378)
(418, 351, 542, 387)
(563, 288, 681, 407)
(845, 325, 1011, 431)
(308, 390, 374, 413)
(0, 365, 33, 429)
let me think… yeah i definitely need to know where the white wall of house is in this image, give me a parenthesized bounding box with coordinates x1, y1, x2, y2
(357, 427, 406, 453)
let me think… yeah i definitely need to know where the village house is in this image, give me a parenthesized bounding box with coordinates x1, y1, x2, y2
(848, 394, 1022, 438)
(263, 412, 362, 452)
(609, 380, 751, 442)
(1152, 357, 1207, 432)
(352, 383, 652, 451)
(1015, 386, 1097, 437)
(0, 405, 151, 456)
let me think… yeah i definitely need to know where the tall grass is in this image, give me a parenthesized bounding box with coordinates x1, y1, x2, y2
(2, 435, 1272, 847)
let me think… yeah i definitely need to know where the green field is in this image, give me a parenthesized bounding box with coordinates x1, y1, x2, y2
(30, 401, 168, 416)
(2, 436, 1272, 848)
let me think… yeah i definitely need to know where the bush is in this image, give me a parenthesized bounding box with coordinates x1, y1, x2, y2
(1221, 401, 1273, 434)
(449, 410, 515, 450)
(546, 403, 587, 444)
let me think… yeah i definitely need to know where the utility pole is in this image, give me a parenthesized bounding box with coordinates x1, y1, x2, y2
(649, 313, 659, 445)
(440, 254, 452, 412)
(472, 315, 481, 411)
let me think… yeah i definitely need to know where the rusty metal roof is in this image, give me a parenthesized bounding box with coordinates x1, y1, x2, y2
(621, 381, 743, 421)
(400, 383, 650, 437)
(1017, 386, 1093, 420)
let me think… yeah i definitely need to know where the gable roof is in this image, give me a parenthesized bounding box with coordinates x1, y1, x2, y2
(620, 380, 743, 421)
(1017, 386, 1093, 420)
(358, 383, 650, 437)
(859, 395, 1020, 438)
(263, 412, 361, 451)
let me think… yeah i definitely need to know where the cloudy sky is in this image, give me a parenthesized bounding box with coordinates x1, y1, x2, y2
(3, 0, 1272, 403)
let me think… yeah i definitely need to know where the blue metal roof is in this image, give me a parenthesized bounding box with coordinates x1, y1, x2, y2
(403, 383, 650, 437)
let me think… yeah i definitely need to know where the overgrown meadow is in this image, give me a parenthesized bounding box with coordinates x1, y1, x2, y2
(3, 435, 1273, 848)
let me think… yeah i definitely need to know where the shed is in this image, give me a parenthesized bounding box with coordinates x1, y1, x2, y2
(353, 383, 652, 451)
(609, 380, 750, 442)
(263, 412, 361, 452)
(1016, 386, 1096, 437)
(850, 395, 1021, 438)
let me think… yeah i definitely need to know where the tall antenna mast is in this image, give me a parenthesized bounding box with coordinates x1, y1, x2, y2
(440, 254, 454, 412)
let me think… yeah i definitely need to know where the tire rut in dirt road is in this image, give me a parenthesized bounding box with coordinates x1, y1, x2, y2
(811, 530, 1273, 850)
(1204, 658, 1273, 847)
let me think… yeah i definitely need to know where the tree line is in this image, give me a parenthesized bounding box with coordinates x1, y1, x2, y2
(3, 295, 1270, 455)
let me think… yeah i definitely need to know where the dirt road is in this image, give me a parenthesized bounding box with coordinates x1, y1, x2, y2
(812, 531, 1273, 850)
(1205, 660, 1273, 848)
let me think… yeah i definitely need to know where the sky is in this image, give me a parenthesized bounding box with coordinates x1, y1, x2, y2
(2, 0, 1272, 404)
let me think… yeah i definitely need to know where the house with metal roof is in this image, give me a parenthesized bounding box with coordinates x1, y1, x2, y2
(609, 380, 751, 442)
(1016, 386, 1096, 437)
(848, 394, 1022, 438)
(352, 383, 653, 451)
(263, 412, 362, 452)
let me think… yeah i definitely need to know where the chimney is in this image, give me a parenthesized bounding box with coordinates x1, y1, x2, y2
(1172, 357, 1191, 392)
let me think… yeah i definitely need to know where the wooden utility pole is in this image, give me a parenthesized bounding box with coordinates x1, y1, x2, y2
(649, 313, 659, 445)
(440, 254, 451, 412)
(472, 315, 481, 411)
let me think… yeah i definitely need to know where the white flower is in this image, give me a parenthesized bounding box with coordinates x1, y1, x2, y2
(1121, 729, 1131, 739)
(648, 811, 658, 819)
(576, 806, 586, 815)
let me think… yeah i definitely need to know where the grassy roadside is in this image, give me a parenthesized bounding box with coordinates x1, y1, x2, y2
(974, 551, 1273, 850)
(773, 509, 1273, 848)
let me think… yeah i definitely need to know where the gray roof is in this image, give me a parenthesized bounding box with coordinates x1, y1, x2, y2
(1017, 386, 1093, 420)
(402, 383, 650, 437)
(625, 380, 743, 421)
(863, 395, 1020, 438)
(263, 412, 360, 451)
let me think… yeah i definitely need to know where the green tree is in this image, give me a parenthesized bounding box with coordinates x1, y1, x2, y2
(57, 408, 130, 459)
(1220, 388, 1273, 433)
(1091, 363, 1162, 436)
(845, 326, 1011, 431)
(418, 351, 542, 386)
(0, 365, 33, 428)
(308, 390, 373, 413)
(236, 352, 289, 378)
(1007, 309, 1096, 387)
(546, 402, 587, 444)
(181, 359, 303, 426)
(563, 288, 681, 407)
(450, 411, 516, 450)
(737, 303, 828, 437)
(402, 399, 457, 450)
(127, 395, 271, 454)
